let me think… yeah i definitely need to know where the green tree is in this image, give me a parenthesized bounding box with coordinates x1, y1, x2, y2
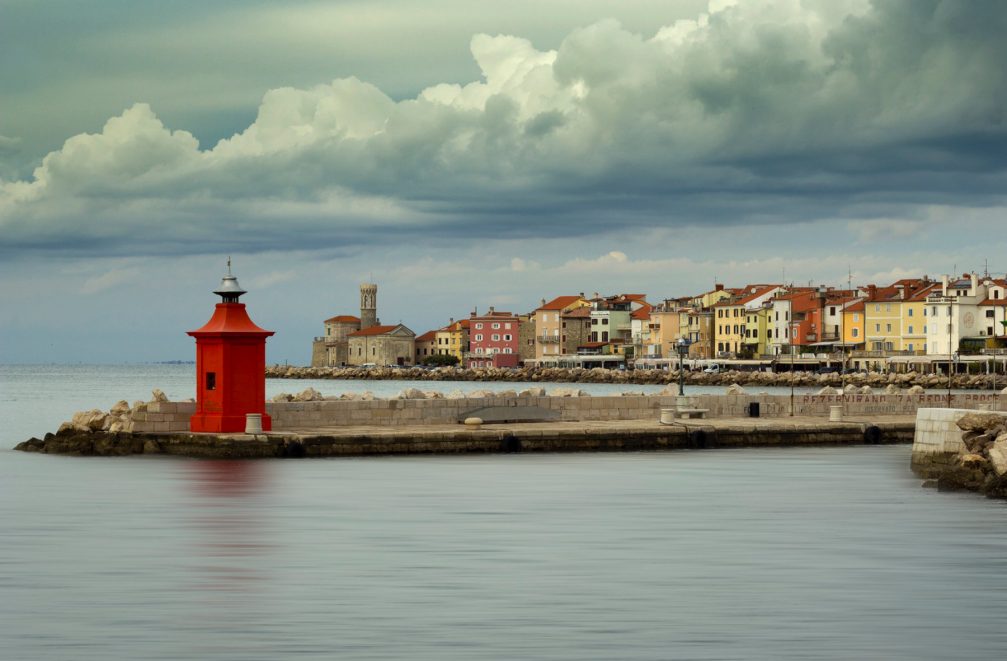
(422, 354, 459, 367)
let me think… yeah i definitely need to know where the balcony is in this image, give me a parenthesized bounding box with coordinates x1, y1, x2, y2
(538, 335, 561, 344)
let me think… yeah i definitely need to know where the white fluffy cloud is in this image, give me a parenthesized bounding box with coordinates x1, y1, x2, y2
(2, 0, 1005, 257)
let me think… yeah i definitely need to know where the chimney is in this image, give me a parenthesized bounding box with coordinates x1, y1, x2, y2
(715, 283, 724, 291)
(895, 284, 905, 299)
(593, 292, 600, 299)
(941, 274, 949, 295)
(488, 306, 495, 314)
(541, 298, 546, 306)
(449, 317, 454, 325)
(579, 292, 585, 298)
(971, 272, 978, 292)
(867, 284, 877, 299)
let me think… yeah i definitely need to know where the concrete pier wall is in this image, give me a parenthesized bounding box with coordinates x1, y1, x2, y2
(130, 393, 1006, 433)
(911, 407, 1007, 475)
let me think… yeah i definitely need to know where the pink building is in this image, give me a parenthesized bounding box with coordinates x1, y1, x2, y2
(466, 308, 521, 368)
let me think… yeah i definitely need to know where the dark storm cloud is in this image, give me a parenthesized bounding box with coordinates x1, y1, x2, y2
(1, 0, 1005, 258)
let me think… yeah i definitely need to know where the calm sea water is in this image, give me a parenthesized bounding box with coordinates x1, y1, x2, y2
(3, 365, 1007, 660)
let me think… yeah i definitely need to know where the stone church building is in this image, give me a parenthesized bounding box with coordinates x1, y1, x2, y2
(311, 283, 416, 367)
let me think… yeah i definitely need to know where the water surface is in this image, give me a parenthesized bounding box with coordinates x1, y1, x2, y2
(3, 365, 1007, 660)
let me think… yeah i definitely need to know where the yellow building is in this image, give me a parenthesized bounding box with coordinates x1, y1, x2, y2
(842, 301, 865, 348)
(533, 295, 590, 361)
(713, 285, 782, 358)
(863, 279, 936, 353)
(743, 306, 773, 357)
(900, 282, 939, 354)
(433, 318, 470, 363)
(646, 302, 688, 358)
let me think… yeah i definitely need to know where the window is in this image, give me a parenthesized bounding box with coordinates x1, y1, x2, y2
(875, 304, 880, 312)
(908, 325, 914, 334)
(987, 310, 995, 318)
(492, 334, 500, 341)
(372, 347, 376, 355)
(205, 372, 216, 391)
(853, 313, 860, 322)
(504, 334, 512, 341)
(505, 323, 512, 329)
(476, 347, 484, 354)
(886, 304, 891, 312)
(492, 323, 501, 329)
(591, 318, 598, 325)
(886, 323, 892, 332)
(602, 318, 609, 325)
(852, 328, 859, 338)
(908, 308, 914, 317)
(602, 331, 609, 341)
(503, 348, 512, 354)
(475, 323, 483, 330)
(475, 334, 483, 341)
(875, 324, 881, 332)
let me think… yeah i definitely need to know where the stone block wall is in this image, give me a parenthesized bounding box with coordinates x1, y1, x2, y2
(131, 401, 197, 433)
(128, 392, 1007, 433)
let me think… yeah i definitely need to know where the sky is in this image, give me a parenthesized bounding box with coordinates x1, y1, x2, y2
(1, 0, 1006, 364)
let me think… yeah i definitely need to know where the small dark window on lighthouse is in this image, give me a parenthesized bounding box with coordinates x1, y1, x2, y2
(206, 372, 216, 391)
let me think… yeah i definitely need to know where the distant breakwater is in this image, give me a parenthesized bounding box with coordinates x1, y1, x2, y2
(267, 365, 1007, 391)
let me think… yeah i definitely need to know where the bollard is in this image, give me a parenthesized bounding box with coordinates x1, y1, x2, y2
(660, 408, 676, 425)
(829, 405, 842, 422)
(245, 413, 263, 434)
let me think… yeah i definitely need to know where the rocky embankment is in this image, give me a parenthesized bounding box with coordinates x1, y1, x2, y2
(15, 389, 191, 456)
(267, 364, 1007, 391)
(922, 412, 1007, 499)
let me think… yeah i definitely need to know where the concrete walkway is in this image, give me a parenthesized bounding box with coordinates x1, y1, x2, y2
(275, 414, 917, 439)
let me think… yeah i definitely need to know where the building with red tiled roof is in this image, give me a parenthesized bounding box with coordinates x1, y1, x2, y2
(347, 323, 416, 366)
(324, 315, 360, 324)
(711, 284, 783, 358)
(415, 330, 438, 363)
(533, 295, 591, 362)
(311, 283, 386, 367)
(467, 308, 522, 368)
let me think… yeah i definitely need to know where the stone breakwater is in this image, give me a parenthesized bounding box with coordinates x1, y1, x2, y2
(15, 419, 914, 459)
(912, 411, 1007, 499)
(267, 364, 1007, 391)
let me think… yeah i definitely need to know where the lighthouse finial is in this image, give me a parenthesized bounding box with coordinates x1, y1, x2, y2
(214, 257, 246, 302)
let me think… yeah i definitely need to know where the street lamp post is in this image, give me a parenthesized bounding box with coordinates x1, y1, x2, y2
(676, 337, 690, 396)
(946, 296, 955, 408)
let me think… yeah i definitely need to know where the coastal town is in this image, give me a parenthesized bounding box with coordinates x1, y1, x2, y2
(312, 273, 1007, 374)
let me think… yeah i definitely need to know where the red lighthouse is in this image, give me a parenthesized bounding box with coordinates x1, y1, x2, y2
(188, 262, 274, 433)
